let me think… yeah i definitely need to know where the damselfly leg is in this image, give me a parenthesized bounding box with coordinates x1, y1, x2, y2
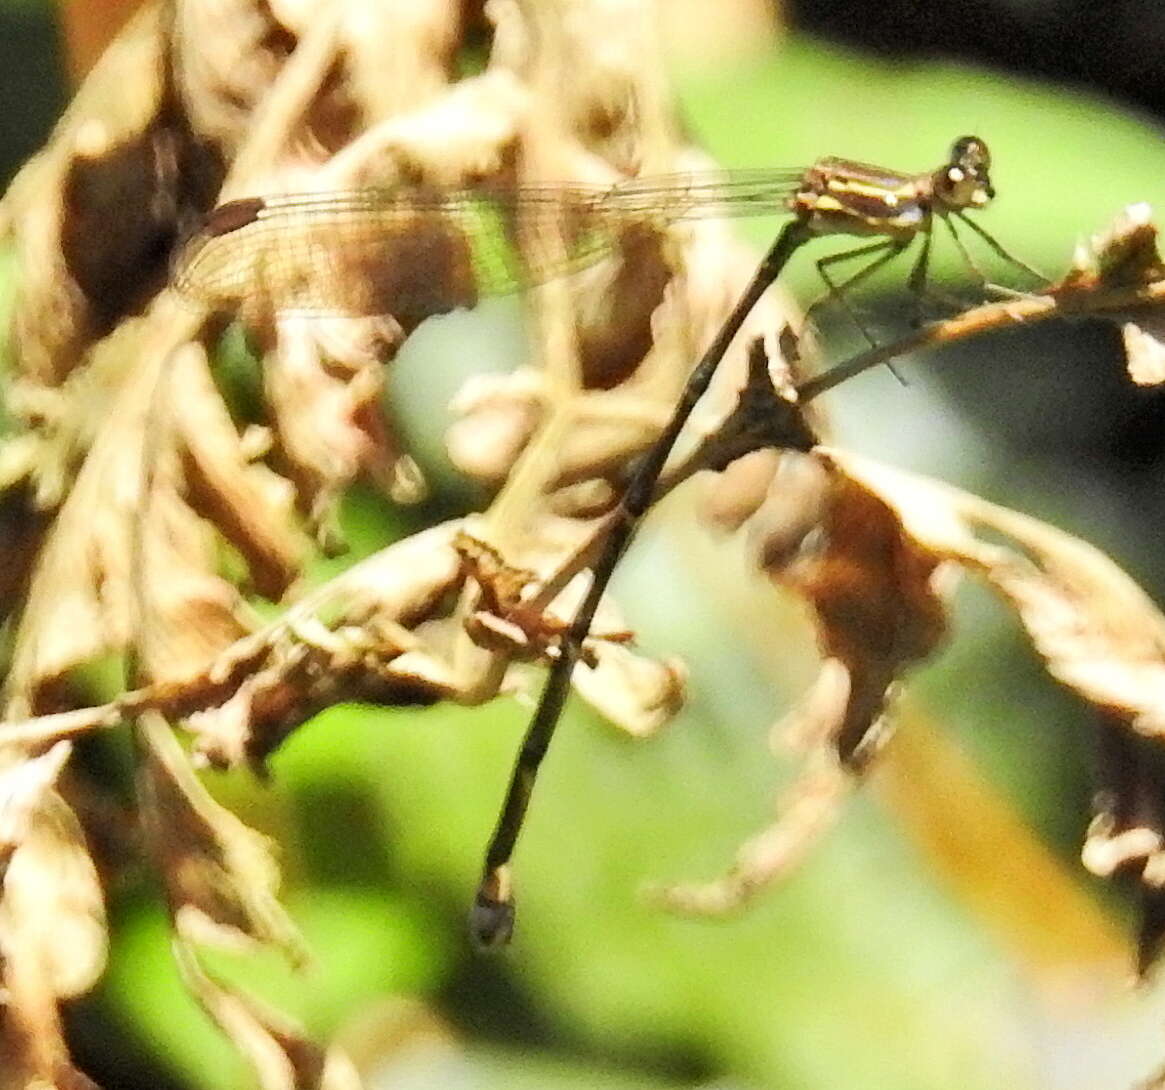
(807, 238, 910, 348)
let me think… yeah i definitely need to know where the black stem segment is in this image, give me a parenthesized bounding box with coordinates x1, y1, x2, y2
(470, 221, 812, 948)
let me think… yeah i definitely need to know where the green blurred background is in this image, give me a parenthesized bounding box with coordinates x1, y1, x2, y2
(6, 2, 1165, 1089)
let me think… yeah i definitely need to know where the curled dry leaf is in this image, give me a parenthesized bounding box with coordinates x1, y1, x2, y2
(832, 452, 1165, 739)
(187, 522, 469, 769)
(1055, 203, 1165, 387)
(832, 451, 1165, 957)
(1059, 203, 1165, 294)
(3, 3, 220, 388)
(185, 618, 443, 772)
(664, 439, 1165, 920)
(569, 641, 687, 739)
(3, 324, 304, 713)
(446, 229, 798, 497)
(760, 453, 949, 766)
(137, 713, 307, 966)
(1080, 713, 1165, 974)
(659, 452, 949, 913)
(0, 743, 106, 1086)
(265, 317, 425, 543)
(0, 0, 223, 643)
(446, 369, 549, 486)
(172, 938, 362, 1090)
(652, 740, 853, 916)
(1123, 316, 1165, 387)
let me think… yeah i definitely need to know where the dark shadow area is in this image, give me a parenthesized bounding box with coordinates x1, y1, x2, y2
(0, 5, 65, 186)
(67, 993, 195, 1090)
(791, 0, 1165, 127)
(440, 953, 718, 1086)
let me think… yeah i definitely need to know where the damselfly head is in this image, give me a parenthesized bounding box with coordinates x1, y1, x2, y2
(935, 135, 994, 211)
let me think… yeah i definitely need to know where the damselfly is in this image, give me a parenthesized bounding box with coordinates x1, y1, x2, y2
(174, 135, 1039, 332)
(174, 136, 1041, 949)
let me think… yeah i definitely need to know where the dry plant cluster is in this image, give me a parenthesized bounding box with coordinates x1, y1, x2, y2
(1, 1, 1165, 1087)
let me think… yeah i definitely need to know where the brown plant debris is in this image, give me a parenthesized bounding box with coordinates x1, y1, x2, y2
(1, 0, 783, 1078)
(1057, 203, 1165, 388)
(0, 742, 106, 1088)
(657, 446, 1165, 932)
(3, 0, 1165, 1083)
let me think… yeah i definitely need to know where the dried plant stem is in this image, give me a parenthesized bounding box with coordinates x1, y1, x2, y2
(4, 271, 1159, 751)
(798, 277, 1165, 401)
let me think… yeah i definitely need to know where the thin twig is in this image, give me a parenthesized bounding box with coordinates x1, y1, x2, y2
(798, 277, 1165, 402)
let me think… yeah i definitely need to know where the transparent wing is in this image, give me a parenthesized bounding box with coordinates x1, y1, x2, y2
(172, 169, 804, 320)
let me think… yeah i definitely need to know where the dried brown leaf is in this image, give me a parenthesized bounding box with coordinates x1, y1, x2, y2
(0, 743, 105, 1085)
(186, 522, 469, 768)
(3, 320, 303, 712)
(651, 741, 852, 915)
(751, 454, 949, 764)
(570, 642, 686, 738)
(185, 621, 429, 771)
(446, 370, 545, 486)
(170, 342, 306, 596)
(3, 3, 219, 387)
(1123, 317, 1165, 386)
(137, 712, 307, 964)
(657, 450, 956, 914)
(835, 452, 1165, 736)
(1059, 203, 1165, 293)
(1053, 204, 1165, 388)
(173, 0, 315, 161)
(264, 320, 425, 541)
(833, 451, 1165, 963)
(173, 936, 362, 1090)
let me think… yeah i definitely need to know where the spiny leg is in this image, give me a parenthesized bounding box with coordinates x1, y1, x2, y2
(944, 214, 1044, 303)
(907, 220, 972, 319)
(943, 215, 990, 288)
(808, 238, 906, 347)
(469, 221, 815, 949)
(906, 224, 934, 327)
(808, 238, 909, 381)
(954, 211, 1046, 284)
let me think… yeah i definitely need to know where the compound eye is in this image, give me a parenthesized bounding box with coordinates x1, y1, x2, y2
(950, 135, 991, 172)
